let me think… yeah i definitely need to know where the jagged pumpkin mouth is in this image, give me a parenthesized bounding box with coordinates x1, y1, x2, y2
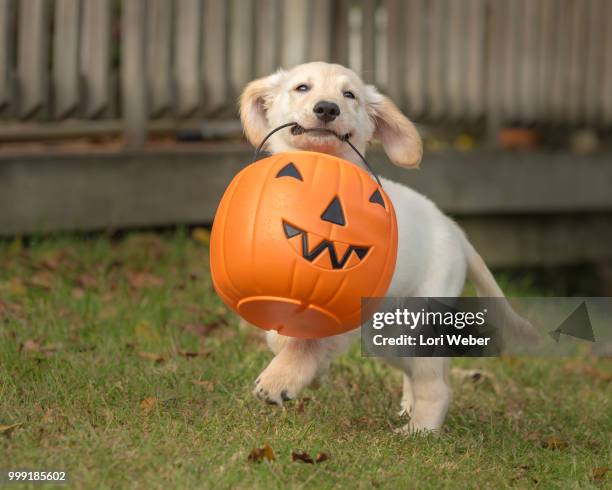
(282, 220, 370, 270)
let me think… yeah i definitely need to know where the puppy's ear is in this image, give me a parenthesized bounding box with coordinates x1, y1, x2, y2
(365, 85, 422, 168)
(239, 70, 285, 147)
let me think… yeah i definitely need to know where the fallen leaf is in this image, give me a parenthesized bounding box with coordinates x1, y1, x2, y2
(182, 320, 227, 337)
(178, 350, 209, 358)
(192, 227, 211, 245)
(77, 273, 98, 289)
(0, 423, 22, 436)
(9, 278, 26, 296)
(29, 271, 53, 290)
(127, 271, 164, 289)
(593, 467, 608, 481)
(248, 444, 275, 462)
(291, 451, 314, 464)
(72, 287, 85, 299)
(42, 410, 55, 424)
(135, 321, 161, 344)
(41, 256, 60, 271)
(140, 396, 157, 415)
(315, 453, 329, 463)
(542, 436, 569, 450)
(191, 380, 214, 391)
(296, 397, 311, 413)
(136, 351, 165, 363)
(22, 339, 41, 352)
(21, 339, 60, 357)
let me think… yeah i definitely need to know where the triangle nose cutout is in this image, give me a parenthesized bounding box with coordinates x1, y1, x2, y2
(321, 196, 345, 226)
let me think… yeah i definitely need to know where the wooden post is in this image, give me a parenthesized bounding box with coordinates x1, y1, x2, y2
(121, 0, 148, 147)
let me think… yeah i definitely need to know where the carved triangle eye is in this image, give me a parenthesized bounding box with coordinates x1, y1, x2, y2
(369, 189, 385, 209)
(276, 162, 303, 181)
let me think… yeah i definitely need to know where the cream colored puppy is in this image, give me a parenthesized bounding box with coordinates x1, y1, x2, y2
(239, 62, 531, 433)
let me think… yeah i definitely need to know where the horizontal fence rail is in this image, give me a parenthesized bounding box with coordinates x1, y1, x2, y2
(1, 0, 611, 145)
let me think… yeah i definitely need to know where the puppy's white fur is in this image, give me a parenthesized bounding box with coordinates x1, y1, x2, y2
(241, 62, 531, 433)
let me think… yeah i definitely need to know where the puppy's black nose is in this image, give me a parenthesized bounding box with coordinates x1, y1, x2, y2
(313, 100, 340, 122)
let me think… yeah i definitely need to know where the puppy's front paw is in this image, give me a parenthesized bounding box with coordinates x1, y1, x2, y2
(394, 421, 440, 435)
(253, 351, 318, 405)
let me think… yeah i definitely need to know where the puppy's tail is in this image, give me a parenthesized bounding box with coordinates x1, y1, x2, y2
(459, 229, 539, 342)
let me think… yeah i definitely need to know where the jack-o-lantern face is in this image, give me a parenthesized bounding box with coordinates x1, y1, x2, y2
(210, 151, 398, 338)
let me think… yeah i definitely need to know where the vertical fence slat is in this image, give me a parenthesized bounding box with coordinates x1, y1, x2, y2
(517, 0, 538, 123)
(121, 0, 147, 147)
(174, 0, 201, 116)
(281, 0, 308, 68)
(331, 0, 350, 65)
(229, 0, 254, 95)
(17, 0, 48, 119)
(147, 0, 172, 116)
(360, 0, 376, 83)
(0, 0, 11, 111)
(549, 0, 571, 122)
(602, 0, 612, 124)
(536, 0, 554, 122)
(427, 0, 446, 119)
(374, 2, 387, 88)
(80, 0, 111, 118)
(464, 0, 485, 121)
(584, 0, 603, 123)
(501, 1, 519, 122)
(203, 0, 228, 113)
(310, 0, 332, 62)
(486, 0, 504, 131)
(566, 0, 588, 123)
(402, 0, 425, 116)
(53, 0, 80, 118)
(446, 0, 464, 120)
(385, 0, 402, 104)
(254, 0, 279, 76)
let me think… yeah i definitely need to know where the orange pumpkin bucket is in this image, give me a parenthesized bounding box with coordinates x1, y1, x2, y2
(210, 123, 398, 339)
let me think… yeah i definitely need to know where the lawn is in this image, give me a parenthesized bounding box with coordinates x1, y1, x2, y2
(0, 231, 610, 489)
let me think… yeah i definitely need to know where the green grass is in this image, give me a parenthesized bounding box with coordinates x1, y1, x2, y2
(0, 231, 610, 489)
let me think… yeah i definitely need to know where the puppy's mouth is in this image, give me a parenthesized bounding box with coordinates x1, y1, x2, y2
(290, 124, 352, 141)
(283, 220, 369, 270)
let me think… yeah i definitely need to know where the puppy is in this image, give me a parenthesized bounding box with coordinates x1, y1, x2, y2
(239, 62, 532, 433)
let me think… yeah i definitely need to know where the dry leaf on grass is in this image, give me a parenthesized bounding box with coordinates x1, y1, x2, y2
(139, 397, 157, 415)
(134, 321, 162, 344)
(76, 273, 98, 289)
(21, 339, 61, 357)
(315, 453, 329, 463)
(127, 271, 164, 289)
(191, 380, 214, 391)
(592, 467, 608, 481)
(247, 444, 275, 462)
(6, 278, 26, 296)
(0, 423, 22, 436)
(29, 271, 53, 290)
(192, 228, 211, 245)
(136, 351, 165, 363)
(182, 320, 227, 337)
(563, 362, 612, 382)
(295, 397, 311, 413)
(541, 436, 569, 450)
(291, 451, 314, 464)
(177, 350, 210, 359)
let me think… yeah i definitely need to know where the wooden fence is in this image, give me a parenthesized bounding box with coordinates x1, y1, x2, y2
(1, 0, 612, 146)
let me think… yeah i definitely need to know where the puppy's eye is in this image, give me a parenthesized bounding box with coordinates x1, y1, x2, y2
(343, 90, 356, 99)
(295, 84, 310, 92)
(369, 189, 386, 209)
